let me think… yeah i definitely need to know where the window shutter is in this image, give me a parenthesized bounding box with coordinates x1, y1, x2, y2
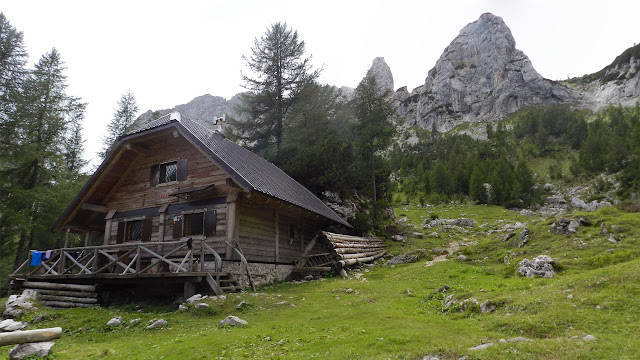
(141, 218, 152, 242)
(116, 222, 125, 244)
(150, 164, 160, 186)
(172, 216, 183, 239)
(204, 210, 217, 236)
(177, 159, 188, 181)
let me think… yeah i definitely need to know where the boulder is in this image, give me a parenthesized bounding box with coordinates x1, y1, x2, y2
(517, 227, 530, 247)
(106, 317, 121, 327)
(195, 303, 210, 309)
(218, 315, 248, 327)
(186, 294, 206, 304)
(178, 304, 188, 312)
(236, 301, 251, 310)
(9, 341, 55, 360)
(480, 301, 496, 313)
(387, 254, 419, 265)
(457, 255, 467, 261)
(468, 342, 494, 351)
(146, 319, 167, 329)
(517, 255, 555, 278)
(0, 319, 25, 332)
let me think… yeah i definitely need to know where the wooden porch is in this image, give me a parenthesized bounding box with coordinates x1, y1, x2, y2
(10, 239, 256, 302)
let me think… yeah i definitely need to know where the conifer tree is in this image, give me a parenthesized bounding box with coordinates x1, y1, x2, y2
(3, 48, 86, 269)
(233, 22, 320, 152)
(353, 73, 395, 219)
(100, 90, 138, 158)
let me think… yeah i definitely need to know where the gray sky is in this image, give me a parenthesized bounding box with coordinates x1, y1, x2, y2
(3, 0, 639, 168)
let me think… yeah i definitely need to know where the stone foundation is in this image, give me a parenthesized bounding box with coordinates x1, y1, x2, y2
(204, 261, 295, 288)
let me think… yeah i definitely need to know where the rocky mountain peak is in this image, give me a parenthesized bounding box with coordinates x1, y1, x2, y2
(396, 12, 582, 132)
(366, 57, 394, 94)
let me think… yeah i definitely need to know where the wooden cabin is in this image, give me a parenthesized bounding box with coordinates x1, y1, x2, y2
(10, 112, 362, 302)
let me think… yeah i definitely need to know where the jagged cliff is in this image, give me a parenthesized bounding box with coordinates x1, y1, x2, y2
(394, 13, 582, 131)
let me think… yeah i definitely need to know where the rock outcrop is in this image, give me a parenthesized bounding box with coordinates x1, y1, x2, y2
(395, 13, 582, 131)
(570, 44, 640, 110)
(366, 57, 394, 94)
(133, 93, 243, 132)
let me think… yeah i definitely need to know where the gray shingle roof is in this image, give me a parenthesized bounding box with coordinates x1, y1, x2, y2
(127, 112, 350, 227)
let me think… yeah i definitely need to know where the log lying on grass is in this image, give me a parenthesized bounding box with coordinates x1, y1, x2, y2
(0, 327, 62, 346)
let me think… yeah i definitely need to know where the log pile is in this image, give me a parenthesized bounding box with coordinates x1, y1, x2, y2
(21, 281, 98, 309)
(321, 231, 386, 269)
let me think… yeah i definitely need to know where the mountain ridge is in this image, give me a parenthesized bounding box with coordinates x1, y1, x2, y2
(134, 13, 640, 132)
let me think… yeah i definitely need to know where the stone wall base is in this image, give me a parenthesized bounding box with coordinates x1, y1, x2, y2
(204, 261, 295, 288)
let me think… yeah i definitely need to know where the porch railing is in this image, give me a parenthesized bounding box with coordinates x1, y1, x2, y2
(11, 239, 223, 279)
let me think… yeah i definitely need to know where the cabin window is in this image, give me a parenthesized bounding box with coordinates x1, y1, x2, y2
(160, 161, 178, 183)
(116, 218, 152, 243)
(126, 220, 143, 241)
(150, 159, 188, 186)
(172, 210, 217, 238)
(183, 212, 204, 236)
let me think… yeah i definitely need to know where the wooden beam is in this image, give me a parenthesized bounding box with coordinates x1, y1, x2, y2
(225, 201, 238, 260)
(275, 208, 280, 263)
(81, 203, 107, 213)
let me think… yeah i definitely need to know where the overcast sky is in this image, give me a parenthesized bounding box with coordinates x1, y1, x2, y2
(3, 0, 639, 168)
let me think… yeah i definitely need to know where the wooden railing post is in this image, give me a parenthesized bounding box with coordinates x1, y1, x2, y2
(58, 250, 66, 274)
(200, 240, 205, 272)
(135, 246, 141, 273)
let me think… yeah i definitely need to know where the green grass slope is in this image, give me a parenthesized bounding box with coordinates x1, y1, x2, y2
(2, 204, 639, 359)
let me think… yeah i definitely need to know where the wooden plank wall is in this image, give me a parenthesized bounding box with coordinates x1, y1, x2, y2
(105, 134, 230, 254)
(237, 201, 325, 264)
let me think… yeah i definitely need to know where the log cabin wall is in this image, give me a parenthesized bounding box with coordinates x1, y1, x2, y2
(237, 199, 325, 264)
(104, 134, 230, 253)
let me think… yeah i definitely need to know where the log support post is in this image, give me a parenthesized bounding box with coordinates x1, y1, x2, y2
(104, 210, 117, 245)
(274, 208, 280, 263)
(225, 190, 239, 260)
(184, 281, 195, 300)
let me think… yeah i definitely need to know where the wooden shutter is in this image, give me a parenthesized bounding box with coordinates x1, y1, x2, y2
(116, 221, 125, 244)
(172, 215, 183, 239)
(141, 218, 152, 242)
(177, 159, 188, 181)
(204, 210, 217, 236)
(150, 164, 160, 186)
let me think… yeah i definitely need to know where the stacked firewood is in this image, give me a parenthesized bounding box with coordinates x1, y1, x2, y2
(322, 232, 386, 268)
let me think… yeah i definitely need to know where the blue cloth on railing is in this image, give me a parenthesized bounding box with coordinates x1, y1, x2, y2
(30, 251, 43, 266)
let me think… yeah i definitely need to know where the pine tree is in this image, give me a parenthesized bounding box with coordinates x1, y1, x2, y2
(233, 22, 320, 152)
(469, 166, 487, 204)
(100, 90, 138, 158)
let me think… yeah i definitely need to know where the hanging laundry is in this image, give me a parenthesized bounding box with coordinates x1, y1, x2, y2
(44, 250, 53, 260)
(30, 251, 43, 266)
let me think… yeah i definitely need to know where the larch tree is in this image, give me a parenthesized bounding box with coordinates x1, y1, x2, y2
(234, 22, 320, 152)
(100, 90, 139, 158)
(352, 73, 395, 219)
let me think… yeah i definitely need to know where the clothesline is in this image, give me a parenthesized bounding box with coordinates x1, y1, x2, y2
(29, 250, 52, 266)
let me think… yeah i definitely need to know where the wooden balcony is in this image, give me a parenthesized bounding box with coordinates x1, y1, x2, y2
(10, 239, 255, 296)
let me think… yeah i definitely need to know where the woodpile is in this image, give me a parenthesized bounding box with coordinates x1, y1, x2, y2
(321, 231, 386, 269)
(20, 281, 98, 309)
